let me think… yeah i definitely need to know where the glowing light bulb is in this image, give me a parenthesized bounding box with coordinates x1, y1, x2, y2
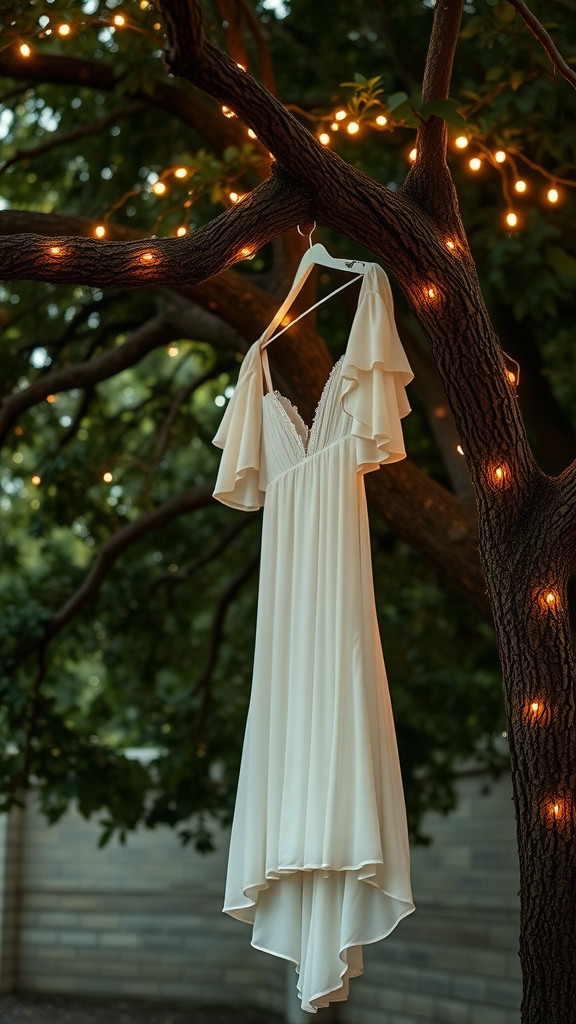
(548, 188, 559, 203)
(49, 246, 61, 255)
(58, 24, 71, 35)
(457, 445, 464, 455)
(221, 105, 235, 118)
(494, 466, 503, 481)
(140, 1, 150, 8)
(95, 225, 106, 238)
(113, 15, 126, 27)
(152, 181, 166, 195)
(174, 167, 187, 178)
(19, 43, 31, 57)
(554, 803, 560, 816)
(319, 133, 330, 145)
(493, 150, 506, 164)
(335, 110, 347, 121)
(409, 148, 417, 162)
(531, 702, 539, 712)
(446, 240, 455, 251)
(376, 115, 387, 126)
(455, 136, 468, 149)
(240, 246, 255, 258)
(176, 226, 186, 237)
(141, 251, 155, 262)
(46, 395, 56, 404)
(31, 475, 41, 486)
(153, 22, 161, 31)
(331, 122, 339, 131)
(347, 122, 359, 135)
(229, 192, 238, 203)
(427, 287, 436, 299)
(514, 179, 527, 193)
(469, 157, 481, 171)
(236, 62, 247, 70)
(168, 345, 179, 357)
(247, 128, 257, 139)
(506, 212, 518, 228)
(103, 471, 113, 483)
(508, 370, 516, 384)
(546, 591, 556, 605)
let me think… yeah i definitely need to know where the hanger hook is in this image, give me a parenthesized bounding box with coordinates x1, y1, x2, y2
(297, 221, 317, 248)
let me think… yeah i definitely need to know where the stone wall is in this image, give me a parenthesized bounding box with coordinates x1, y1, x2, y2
(0, 770, 521, 1023)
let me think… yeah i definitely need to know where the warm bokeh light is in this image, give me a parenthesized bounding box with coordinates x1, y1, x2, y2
(409, 148, 417, 162)
(240, 246, 254, 258)
(514, 179, 527, 193)
(229, 192, 238, 203)
(49, 246, 61, 255)
(95, 225, 106, 238)
(176, 226, 187, 237)
(140, 1, 150, 8)
(46, 394, 56, 404)
(456, 445, 464, 455)
(103, 472, 113, 483)
(330, 122, 339, 131)
(113, 15, 126, 27)
(153, 22, 161, 31)
(494, 150, 506, 163)
(152, 181, 166, 195)
(19, 43, 31, 57)
(319, 133, 330, 145)
(168, 345, 179, 357)
(141, 251, 155, 262)
(548, 188, 559, 203)
(174, 167, 187, 178)
(248, 128, 257, 139)
(446, 240, 455, 251)
(507, 370, 517, 384)
(347, 122, 359, 135)
(31, 475, 41, 486)
(469, 157, 481, 171)
(335, 110, 347, 121)
(506, 212, 518, 228)
(487, 461, 511, 489)
(375, 115, 387, 126)
(221, 105, 235, 118)
(427, 287, 436, 299)
(455, 136, 468, 149)
(58, 24, 71, 35)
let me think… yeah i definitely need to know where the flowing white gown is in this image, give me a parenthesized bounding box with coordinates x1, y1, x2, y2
(212, 262, 415, 1012)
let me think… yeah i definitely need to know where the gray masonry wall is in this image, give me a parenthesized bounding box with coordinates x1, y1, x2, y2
(0, 770, 521, 1024)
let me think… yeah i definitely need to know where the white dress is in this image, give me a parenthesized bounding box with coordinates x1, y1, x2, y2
(212, 262, 415, 1012)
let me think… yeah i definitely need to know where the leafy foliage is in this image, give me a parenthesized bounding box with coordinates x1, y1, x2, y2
(1, 0, 575, 849)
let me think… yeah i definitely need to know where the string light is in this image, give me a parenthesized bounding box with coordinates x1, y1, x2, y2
(487, 461, 511, 489)
(547, 188, 559, 203)
(335, 110, 347, 121)
(494, 150, 506, 163)
(236, 62, 247, 71)
(319, 133, 330, 145)
(507, 370, 516, 384)
(506, 211, 518, 228)
(140, 1, 150, 7)
(446, 240, 455, 251)
(58, 24, 71, 36)
(514, 179, 527, 193)
(330, 122, 339, 131)
(168, 344, 179, 357)
(426, 287, 436, 299)
(409, 148, 417, 162)
(456, 445, 464, 455)
(46, 394, 56, 404)
(240, 245, 255, 258)
(534, 586, 559, 614)
(113, 14, 125, 26)
(469, 157, 481, 171)
(221, 105, 236, 118)
(176, 226, 186, 236)
(153, 23, 162, 31)
(455, 136, 468, 149)
(31, 475, 41, 486)
(375, 115, 387, 126)
(141, 251, 155, 263)
(103, 471, 113, 483)
(347, 122, 359, 135)
(95, 225, 106, 238)
(174, 167, 187, 178)
(229, 192, 239, 203)
(152, 181, 166, 195)
(49, 246, 62, 255)
(19, 43, 31, 57)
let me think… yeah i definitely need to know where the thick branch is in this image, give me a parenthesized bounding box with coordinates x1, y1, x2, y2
(507, 0, 576, 91)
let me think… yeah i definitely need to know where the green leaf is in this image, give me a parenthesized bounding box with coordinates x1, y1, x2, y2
(420, 98, 465, 125)
(485, 65, 505, 82)
(354, 73, 368, 85)
(386, 91, 409, 111)
(546, 246, 576, 279)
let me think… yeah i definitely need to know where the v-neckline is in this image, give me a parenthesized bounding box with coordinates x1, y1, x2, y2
(259, 264, 376, 459)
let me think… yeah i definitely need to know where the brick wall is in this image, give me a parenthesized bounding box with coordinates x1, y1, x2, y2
(0, 770, 521, 1023)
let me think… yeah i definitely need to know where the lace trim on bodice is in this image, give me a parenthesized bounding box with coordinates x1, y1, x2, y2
(266, 356, 344, 458)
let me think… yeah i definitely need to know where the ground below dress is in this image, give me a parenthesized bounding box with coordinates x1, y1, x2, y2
(213, 263, 415, 1012)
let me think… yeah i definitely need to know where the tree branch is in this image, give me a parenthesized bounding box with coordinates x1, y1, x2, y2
(0, 101, 146, 175)
(506, 0, 576, 90)
(11, 483, 214, 667)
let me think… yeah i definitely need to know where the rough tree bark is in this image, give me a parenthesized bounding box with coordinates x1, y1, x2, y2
(1, 1, 575, 1019)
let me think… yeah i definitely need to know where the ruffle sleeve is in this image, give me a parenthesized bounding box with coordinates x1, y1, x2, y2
(341, 270, 414, 474)
(212, 342, 265, 511)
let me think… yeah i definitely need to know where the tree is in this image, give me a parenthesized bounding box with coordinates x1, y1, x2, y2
(1, 0, 576, 1019)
